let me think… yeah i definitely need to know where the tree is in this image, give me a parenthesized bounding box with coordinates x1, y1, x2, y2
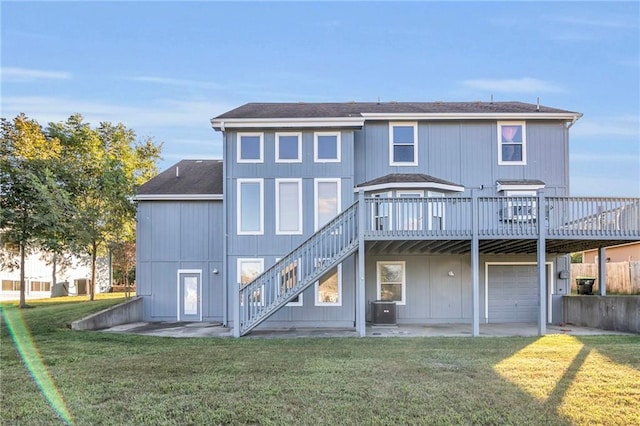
(0, 115, 71, 308)
(47, 115, 161, 300)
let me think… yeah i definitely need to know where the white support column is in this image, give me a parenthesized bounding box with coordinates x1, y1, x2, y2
(471, 190, 480, 337)
(598, 247, 607, 296)
(356, 190, 366, 337)
(537, 189, 547, 336)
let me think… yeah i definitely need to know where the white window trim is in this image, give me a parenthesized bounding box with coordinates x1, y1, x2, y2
(389, 122, 418, 166)
(314, 262, 342, 306)
(314, 178, 341, 231)
(497, 121, 527, 165)
(313, 131, 341, 163)
(237, 132, 264, 163)
(276, 257, 303, 307)
(237, 258, 264, 306)
(376, 261, 407, 305)
(237, 179, 264, 235)
(275, 178, 303, 235)
(275, 132, 302, 163)
(176, 269, 202, 322)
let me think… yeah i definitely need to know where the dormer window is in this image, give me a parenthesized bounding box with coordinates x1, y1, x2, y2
(498, 121, 526, 165)
(389, 122, 418, 166)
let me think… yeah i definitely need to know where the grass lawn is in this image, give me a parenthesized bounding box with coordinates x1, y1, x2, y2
(2, 298, 639, 425)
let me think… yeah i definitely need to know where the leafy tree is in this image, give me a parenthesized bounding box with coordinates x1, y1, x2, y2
(0, 115, 71, 308)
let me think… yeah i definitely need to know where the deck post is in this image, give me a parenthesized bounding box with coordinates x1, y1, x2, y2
(471, 190, 480, 337)
(598, 247, 607, 296)
(356, 190, 366, 337)
(537, 189, 547, 336)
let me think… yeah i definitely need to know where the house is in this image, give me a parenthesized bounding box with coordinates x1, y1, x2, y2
(582, 242, 640, 263)
(135, 101, 640, 337)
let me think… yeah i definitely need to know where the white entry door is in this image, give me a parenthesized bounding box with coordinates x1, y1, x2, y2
(178, 270, 202, 321)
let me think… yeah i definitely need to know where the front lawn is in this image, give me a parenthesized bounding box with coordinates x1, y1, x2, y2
(1, 298, 639, 425)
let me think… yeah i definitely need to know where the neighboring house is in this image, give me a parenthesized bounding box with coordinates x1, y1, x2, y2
(0, 250, 111, 301)
(135, 101, 640, 337)
(582, 242, 640, 263)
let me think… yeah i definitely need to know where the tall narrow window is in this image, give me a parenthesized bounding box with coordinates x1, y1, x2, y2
(276, 179, 302, 234)
(276, 132, 302, 162)
(498, 121, 526, 165)
(238, 258, 264, 305)
(377, 261, 406, 305)
(237, 179, 263, 235)
(314, 179, 340, 230)
(396, 190, 424, 231)
(389, 122, 418, 166)
(315, 261, 342, 306)
(237, 133, 263, 163)
(276, 257, 302, 306)
(314, 132, 341, 162)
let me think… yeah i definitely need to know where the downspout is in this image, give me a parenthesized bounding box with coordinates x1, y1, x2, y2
(220, 122, 229, 327)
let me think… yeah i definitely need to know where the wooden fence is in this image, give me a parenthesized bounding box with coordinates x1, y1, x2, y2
(570, 261, 640, 294)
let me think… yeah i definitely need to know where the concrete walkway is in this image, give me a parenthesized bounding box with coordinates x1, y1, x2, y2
(102, 321, 636, 339)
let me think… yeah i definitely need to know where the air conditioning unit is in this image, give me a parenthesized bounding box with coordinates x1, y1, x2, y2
(371, 301, 397, 325)
(500, 199, 537, 222)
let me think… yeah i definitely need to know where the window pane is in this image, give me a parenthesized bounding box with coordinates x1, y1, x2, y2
(380, 264, 403, 283)
(278, 182, 300, 232)
(501, 126, 522, 143)
(240, 136, 261, 160)
(393, 145, 414, 163)
(317, 135, 337, 159)
(380, 283, 402, 302)
(240, 262, 262, 286)
(240, 182, 261, 232)
(502, 144, 523, 162)
(318, 268, 339, 303)
(393, 126, 414, 143)
(317, 181, 338, 228)
(278, 135, 299, 160)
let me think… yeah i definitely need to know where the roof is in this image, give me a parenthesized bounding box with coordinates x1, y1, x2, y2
(211, 101, 582, 130)
(356, 173, 465, 193)
(496, 179, 546, 192)
(136, 160, 223, 200)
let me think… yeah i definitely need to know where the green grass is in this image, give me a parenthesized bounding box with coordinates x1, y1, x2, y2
(2, 299, 639, 425)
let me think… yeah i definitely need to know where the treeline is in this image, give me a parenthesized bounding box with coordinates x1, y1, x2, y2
(0, 114, 162, 307)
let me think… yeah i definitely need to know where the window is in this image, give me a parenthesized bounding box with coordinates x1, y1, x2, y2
(315, 261, 342, 306)
(276, 132, 302, 162)
(237, 133, 263, 163)
(276, 179, 302, 234)
(500, 191, 537, 222)
(2, 280, 19, 291)
(238, 258, 264, 305)
(498, 121, 526, 165)
(389, 122, 418, 166)
(30, 281, 51, 292)
(377, 261, 406, 305)
(371, 192, 392, 231)
(237, 179, 263, 235)
(427, 192, 446, 231)
(276, 257, 302, 306)
(314, 132, 341, 162)
(314, 179, 341, 230)
(396, 190, 424, 231)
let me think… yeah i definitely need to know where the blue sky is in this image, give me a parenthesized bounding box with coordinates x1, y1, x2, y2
(2, 1, 638, 196)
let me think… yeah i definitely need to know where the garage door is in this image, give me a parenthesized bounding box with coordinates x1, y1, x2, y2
(488, 265, 538, 323)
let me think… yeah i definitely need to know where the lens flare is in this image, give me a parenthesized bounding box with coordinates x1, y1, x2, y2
(1, 306, 74, 425)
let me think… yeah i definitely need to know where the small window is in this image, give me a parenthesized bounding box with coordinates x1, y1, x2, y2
(315, 261, 342, 306)
(30, 281, 51, 292)
(389, 122, 418, 166)
(314, 132, 341, 162)
(498, 121, 526, 165)
(276, 132, 302, 162)
(238, 258, 264, 305)
(276, 179, 302, 234)
(237, 133, 263, 163)
(237, 179, 263, 235)
(276, 257, 302, 306)
(2, 280, 20, 291)
(377, 261, 406, 305)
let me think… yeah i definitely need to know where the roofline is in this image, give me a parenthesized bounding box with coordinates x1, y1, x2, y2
(134, 194, 223, 201)
(355, 182, 465, 193)
(211, 117, 365, 131)
(497, 183, 546, 192)
(360, 112, 583, 121)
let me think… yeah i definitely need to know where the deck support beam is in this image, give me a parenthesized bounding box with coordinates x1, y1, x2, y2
(471, 190, 480, 337)
(537, 190, 547, 336)
(598, 247, 607, 295)
(356, 190, 366, 337)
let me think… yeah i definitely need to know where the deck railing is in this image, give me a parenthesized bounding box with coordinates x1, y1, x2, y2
(546, 197, 640, 237)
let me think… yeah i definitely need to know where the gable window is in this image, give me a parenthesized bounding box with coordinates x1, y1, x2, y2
(237, 179, 263, 235)
(276, 132, 302, 162)
(377, 261, 406, 305)
(276, 179, 302, 234)
(314, 132, 341, 162)
(315, 263, 342, 306)
(498, 121, 526, 165)
(238, 258, 264, 305)
(276, 257, 302, 306)
(314, 178, 341, 230)
(237, 133, 263, 163)
(389, 122, 418, 166)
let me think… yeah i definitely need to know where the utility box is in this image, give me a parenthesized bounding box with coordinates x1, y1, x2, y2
(371, 300, 397, 325)
(576, 277, 596, 295)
